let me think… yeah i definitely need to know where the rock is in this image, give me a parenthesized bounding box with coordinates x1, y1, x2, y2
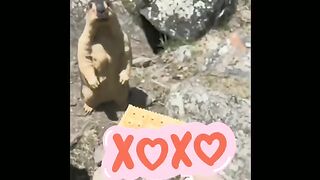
(229, 32, 246, 53)
(92, 167, 108, 180)
(129, 87, 155, 108)
(138, 0, 238, 41)
(240, 9, 251, 22)
(94, 144, 104, 164)
(70, 128, 99, 176)
(165, 79, 250, 179)
(173, 45, 192, 62)
(218, 45, 229, 56)
(70, 163, 90, 180)
(146, 94, 156, 106)
(245, 42, 251, 48)
(121, 0, 149, 15)
(201, 65, 208, 71)
(172, 74, 184, 80)
(133, 57, 153, 67)
(72, 60, 78, 65)
(204, 36, 220, 51)
(191, 173, 223, 180)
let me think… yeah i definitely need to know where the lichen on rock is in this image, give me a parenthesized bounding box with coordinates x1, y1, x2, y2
(137, 0, 238, 40)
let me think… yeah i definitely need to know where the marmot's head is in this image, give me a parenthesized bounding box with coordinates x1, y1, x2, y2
(85, 0, 114, 24)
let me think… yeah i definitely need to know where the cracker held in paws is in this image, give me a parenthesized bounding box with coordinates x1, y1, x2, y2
(77, 0, 132, 115)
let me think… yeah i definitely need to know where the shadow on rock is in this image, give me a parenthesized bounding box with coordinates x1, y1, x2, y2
(95, 102, 121, 121)
(139, 14, 168, 54)
(95, 87, 150, 121)
(70, 164, 90, 180)
(128, 87, 150, 108)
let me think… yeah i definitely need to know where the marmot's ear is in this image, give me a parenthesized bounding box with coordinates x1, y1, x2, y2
(84, 1, 93, 12)
(87, 1, 94, 9)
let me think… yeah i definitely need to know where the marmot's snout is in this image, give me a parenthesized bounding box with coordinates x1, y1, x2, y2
(88, 0, 111, 21)
(96, 4, 105, 14)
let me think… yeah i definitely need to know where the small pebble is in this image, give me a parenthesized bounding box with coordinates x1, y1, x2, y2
(218, 46, 229, 56)
(245, 42, 251, 48)
(172, 75, 184, 80)
(201, 65, 207, 71)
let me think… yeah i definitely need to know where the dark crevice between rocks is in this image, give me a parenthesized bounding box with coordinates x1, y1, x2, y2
(70, 163, 90, 180)
(138, 0, 237, 50)
(139, 14, 170, 54)
(214, 0, 238, 28)
(195, 0, 238, 39)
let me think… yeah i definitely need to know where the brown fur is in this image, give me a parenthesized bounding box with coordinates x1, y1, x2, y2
(77, 1, 132, 114)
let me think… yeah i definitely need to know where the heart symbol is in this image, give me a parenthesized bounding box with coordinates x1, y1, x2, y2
(137, 138, 168, 171)
(194, 133, 227, 166)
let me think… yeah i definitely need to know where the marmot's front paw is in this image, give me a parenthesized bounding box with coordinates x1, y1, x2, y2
(119, 70, 129, 85)
(87, 76, 100, 89)
(83, 103, 94, 115)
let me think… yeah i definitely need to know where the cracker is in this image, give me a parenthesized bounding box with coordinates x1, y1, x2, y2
(118, 105, 184, 129)
(117, 105, 190, 179)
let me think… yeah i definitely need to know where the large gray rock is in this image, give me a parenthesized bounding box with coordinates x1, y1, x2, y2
(165, 79, 250, 180)
(137, 0, 238, 41)
(166, 79, 250, 125)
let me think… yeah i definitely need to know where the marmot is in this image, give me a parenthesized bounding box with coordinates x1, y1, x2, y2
(77, 0, 132, 115)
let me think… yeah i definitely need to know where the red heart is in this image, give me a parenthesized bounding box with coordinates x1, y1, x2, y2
(137, 138, 168, 171)
(194, 133, 227, 166)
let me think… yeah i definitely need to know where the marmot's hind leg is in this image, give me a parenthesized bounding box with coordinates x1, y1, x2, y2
(82, 85, 99, 115)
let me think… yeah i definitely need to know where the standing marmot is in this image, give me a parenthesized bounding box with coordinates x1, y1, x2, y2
(77, 0, 132, 115)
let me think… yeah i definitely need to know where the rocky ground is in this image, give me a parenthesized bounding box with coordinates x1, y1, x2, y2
(70, 0, 251, 180)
